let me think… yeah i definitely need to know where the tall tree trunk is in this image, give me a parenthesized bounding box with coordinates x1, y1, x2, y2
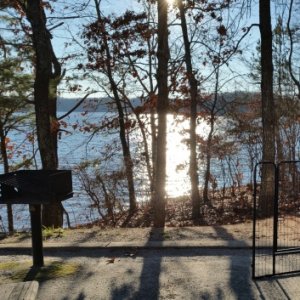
(203, 120, 214, 204)
(153, 0, 169, 227)
(287, 0, 300, 98)
(145, 2, 157, 200)
(117, 89, 154, 199)
(274, 19, 284, 163)
(23, 0, 62, 227)
(203, 66, 219, 205)
(177, 0, 202, 222)
(150, 108, 157, 197)
(259, 0, 276, 216)
(148, 31, 157, 199)
(0, 123, 13, 233)
(94, 0, 137, 212)
(105, 55, 137, 214)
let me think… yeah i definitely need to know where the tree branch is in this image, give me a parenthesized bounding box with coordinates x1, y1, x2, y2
(57, 92, 96, 120)
(287, 0, 300, 97)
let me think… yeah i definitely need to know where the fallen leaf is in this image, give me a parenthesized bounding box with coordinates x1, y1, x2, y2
(124, 249, 138, 258)
(106, 257, 116, 264)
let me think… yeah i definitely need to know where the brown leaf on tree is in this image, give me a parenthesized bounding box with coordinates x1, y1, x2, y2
(217, 25, 227, 36)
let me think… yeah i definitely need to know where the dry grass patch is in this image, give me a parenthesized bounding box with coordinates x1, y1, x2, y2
(0, 259, 81, 283)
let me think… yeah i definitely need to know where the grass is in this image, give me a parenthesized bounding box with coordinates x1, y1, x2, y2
(0, 260, 81, 283)
(0, 227, 65, 244)
(162, 232, 171, 239)
(42, 227, 64, 240)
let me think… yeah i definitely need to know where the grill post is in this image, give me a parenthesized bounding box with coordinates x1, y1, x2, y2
(29, 204, 44, 267)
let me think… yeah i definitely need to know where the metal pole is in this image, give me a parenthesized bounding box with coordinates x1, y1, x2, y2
(273, 163, 279, 276)
(252, 162, 259, 279)
(29, 204, 44, 267)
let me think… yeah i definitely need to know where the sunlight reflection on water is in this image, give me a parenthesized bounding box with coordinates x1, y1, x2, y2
(165, 114, 210, 197)
(58, 112, 211, 200)
(0, 112, 212, 229)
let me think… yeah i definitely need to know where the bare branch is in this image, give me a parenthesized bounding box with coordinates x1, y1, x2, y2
(287, 0, 300, 97)
(58, 92, 97, 120)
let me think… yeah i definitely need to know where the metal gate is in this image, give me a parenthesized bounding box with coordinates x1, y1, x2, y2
(252, 161, 300, 279)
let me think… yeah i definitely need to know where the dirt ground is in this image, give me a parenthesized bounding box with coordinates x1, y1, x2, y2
(0, 221, 254, 245)
(2, 215, 300, 247)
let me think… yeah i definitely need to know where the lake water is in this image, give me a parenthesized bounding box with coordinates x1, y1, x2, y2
(0, 112, 249, 231)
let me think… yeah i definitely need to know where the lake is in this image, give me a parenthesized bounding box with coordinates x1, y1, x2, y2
(0, 111, 249, 231)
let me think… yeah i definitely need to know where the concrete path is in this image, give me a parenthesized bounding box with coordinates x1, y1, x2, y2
(0, 281, 39, 300)
(38, 247, 300, 300)
(1, 225, 300, 299)
(1, 244, 300, 299)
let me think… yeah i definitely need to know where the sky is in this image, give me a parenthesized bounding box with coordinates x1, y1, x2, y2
(46, 0, 263, 98)
(2, 0, 294, 98)
(49, 0, 147, 97)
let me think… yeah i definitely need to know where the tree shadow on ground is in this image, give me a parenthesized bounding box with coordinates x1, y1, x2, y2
(111, 227, 164, 300)
(23, 266, 40, 282)
(3, 226, 300, 299)
(109, 225, 254, 299)
(210, 225, 253, 299)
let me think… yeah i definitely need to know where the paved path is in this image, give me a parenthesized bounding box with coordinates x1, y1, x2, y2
(0, 281, 39, 300)
(1, 244, 300, 299)
(1, 225, 300, 299)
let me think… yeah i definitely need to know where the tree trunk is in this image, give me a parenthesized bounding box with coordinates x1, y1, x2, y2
(107, 70, 137, 213)
(177, 0, 202, 222)
(203, 122, 214, 204)
(203, 66, 219, 205)
(259, 0, 276, 217)
(24, 0, 62, 227)
(120, 94, 153, 198)
(150, 109, 157, 197)
(94, 0, 137, 212)
(145, 0, 157, 199)
(0, 123, 14, 233)
(153, 0, 169, 227)
(274, 24, 284, 163)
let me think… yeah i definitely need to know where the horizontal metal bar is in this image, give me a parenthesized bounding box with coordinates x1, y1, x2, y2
(253, 273, 275, 280)
(275, 247, 300, 255)
(254, 269, 300, 280)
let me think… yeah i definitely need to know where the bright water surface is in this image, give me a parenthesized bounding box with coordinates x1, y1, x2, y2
(0, 112, 245, 231)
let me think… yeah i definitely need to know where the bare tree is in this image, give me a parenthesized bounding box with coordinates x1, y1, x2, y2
(177, 0, 202, 222)
(18, 0, 63, 226)
(153, 0, 170, 227)
(82, 0, 138, 212)
(259, 0, 276, 216)
(287, 0, 300, 97)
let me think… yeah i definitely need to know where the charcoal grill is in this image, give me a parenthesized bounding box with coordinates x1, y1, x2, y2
(0, 170, 73, 267)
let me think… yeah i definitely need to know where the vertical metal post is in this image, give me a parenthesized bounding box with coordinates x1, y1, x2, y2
(29, 204, 44, 267)
(272, 163, 279, 276)
(252, 162, 259, 279)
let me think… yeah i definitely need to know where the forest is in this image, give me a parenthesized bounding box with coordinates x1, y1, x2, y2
(0, 0, 299, 232)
